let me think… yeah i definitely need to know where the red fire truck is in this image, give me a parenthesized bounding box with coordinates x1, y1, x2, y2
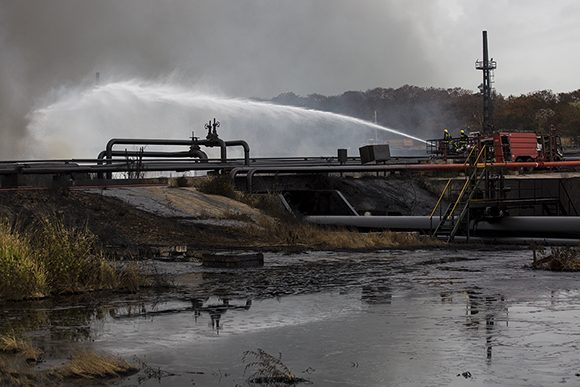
(427, 130, 563, 163)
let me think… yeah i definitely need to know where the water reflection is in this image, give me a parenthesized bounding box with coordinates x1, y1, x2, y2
(192, 298, 252, 334)
(106, 297, 253, 336)
(0, 295, 255, 345)
(0, 298, 108, 343)
(463, 287, 509, 364)
(2, 249, 580, 386)
(361, 284, 392, 305)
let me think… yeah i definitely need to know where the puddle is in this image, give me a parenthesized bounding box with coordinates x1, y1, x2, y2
(3, 249, 580, 386)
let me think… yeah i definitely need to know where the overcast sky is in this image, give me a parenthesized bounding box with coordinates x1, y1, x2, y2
(3, 1, 580, 98)
(2, 0, 580, 156)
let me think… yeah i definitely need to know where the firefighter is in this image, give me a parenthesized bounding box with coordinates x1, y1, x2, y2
(457, 129, 469, 152)
(443, 128, 451, 142)
(442, 128, 452, 153)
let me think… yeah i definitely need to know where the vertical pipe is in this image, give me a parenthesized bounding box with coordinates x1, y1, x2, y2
(482, 31, 492, 135)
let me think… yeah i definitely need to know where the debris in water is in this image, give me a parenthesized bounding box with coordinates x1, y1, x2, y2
(242, 348, 309, 385)
(531, 247, 580, 271)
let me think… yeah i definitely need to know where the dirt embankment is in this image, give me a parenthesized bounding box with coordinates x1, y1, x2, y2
(0, 187, 264, 254)
(0, 181, 438, 256)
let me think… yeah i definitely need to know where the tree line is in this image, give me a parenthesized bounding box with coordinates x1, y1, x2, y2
(270, 86, 580, 141)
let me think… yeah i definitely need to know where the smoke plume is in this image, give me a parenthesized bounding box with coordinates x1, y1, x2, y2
(0, 0, 450, 158)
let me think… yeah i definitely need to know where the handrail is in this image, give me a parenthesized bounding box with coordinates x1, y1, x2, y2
(429, 178, 453, 218)
(431, 146, 488, 238)
(447, 146, 487, 218)
(429, 145, 480, 219)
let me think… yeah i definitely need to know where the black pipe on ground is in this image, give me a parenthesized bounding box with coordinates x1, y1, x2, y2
(305, 215, 580, 240)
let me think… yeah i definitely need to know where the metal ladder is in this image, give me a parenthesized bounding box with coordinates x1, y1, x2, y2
(430, 147, 488, 241)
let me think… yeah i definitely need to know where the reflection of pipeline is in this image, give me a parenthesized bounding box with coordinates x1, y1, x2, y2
(305, 215, 580, 239)
(192, 298, 252, 334)
(110, 299, 252, 321)
(464, 290, 508, 364)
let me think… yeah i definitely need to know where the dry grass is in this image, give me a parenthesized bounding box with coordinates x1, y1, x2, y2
(196, 176, 289, 219)
(117, 261, 151, 292)
(0, 334, 42, 363)
(196, 176, 437, 249)
(0, 356, 41, 387)
(0, 347, 137, 385)
(0, 222, 47, 300)
(0, 216, 150, 301)
(246, 219, 436, 249)
(54, 351, 138, 379)
(532, 247, 580, 271)
(196, 175, 238, 199)
(34, 217, 118, 294)
(168, 175, 194, 188)
(243, 348, 307, 385)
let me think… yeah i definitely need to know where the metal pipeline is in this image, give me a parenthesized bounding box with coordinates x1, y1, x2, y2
(231, 160, 580, 192)
(225, 140, 250, 166)
(305, 215, 580, 239)
(0, 161, 235, 175)
(98, 149, 208, 160)
(99, 137, 227, 179)
(102, 138, 226, 163)
(305, 215, 438, 230)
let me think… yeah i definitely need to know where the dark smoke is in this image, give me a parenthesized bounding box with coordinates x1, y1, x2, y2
(0, 0, 446, 158)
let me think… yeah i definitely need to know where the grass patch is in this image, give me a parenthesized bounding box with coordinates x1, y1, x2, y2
(197, 175, 290, 219)
(0, 222, 47, 300)
(54, 351, 138, 380)
(532, 247, 580, 271)
(0, 334, 42, 363)
(34, 217, 117, 294)
(0, 216, 149, 301)
(243, 348, 308, 385)
(246, 219, 436, 249)
(196, 175, 238, 199)
(117, 261, 151, 292)
(0, 356, 41, 387)
(169, 175, 194, 188)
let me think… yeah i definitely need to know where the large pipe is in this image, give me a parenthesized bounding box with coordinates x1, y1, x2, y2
(103, 138, 226, 163)
(231, 160, 580, 191)
(225, 140, 250, 166)
(305, 215, 438, 230)
(0, 161, 235, 175)
(305, 215, 580, 239)
(99, 149, 208, 160)
(101, 137, 226, 179)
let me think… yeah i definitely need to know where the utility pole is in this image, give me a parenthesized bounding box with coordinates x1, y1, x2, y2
(475, 31, 497, 134)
